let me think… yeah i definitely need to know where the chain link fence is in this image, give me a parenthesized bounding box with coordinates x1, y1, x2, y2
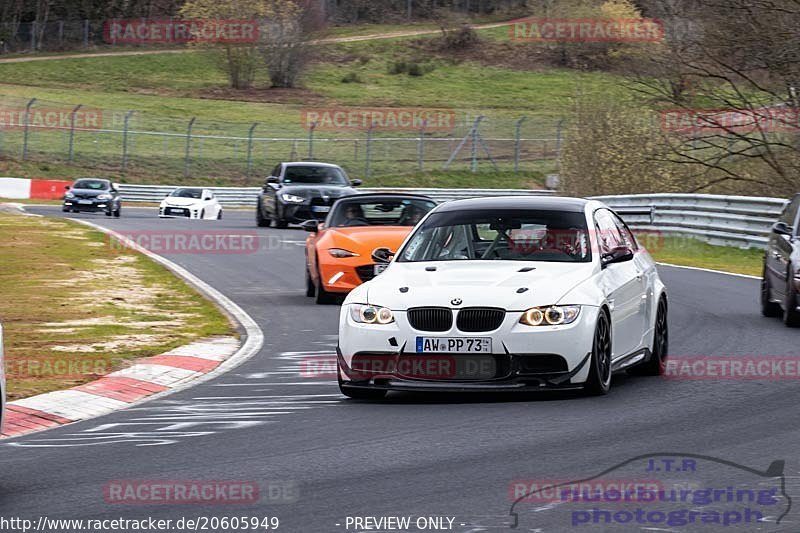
(0, 94, 562, 184)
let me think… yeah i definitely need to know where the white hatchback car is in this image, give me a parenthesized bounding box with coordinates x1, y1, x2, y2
(159, 188, 223, 220)
(337, 197, 668, 399)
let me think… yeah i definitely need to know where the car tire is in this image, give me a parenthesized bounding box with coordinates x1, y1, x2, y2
(105, 210, 112, 217)
(200, 209, 205, 220)
(584, 309, 612, 395)
(784, 268, 800, 327)
(217, 209, 223, 220)
(256, 206, 271, 227)
(338, 367, 387, 400)
(274, 217, 289, 229)
(113, 206, 121, 218)
(305, 266, 316, 297)
(630, 297, 668, 376)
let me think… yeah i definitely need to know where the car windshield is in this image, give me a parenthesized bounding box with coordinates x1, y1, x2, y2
(328, 198, 436, 228)
(170, 188, 203, 199)
(73, 179, 109, 190)
(398, 208, 592, 263)
(283, 166, 349, 185)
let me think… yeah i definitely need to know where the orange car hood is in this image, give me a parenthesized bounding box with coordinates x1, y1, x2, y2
(324, 226, 413, 254)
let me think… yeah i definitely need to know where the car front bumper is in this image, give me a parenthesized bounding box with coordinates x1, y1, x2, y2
(337, 305, 600, 391)
(63, 200, 109, 212)
(159, 206, 202, 219)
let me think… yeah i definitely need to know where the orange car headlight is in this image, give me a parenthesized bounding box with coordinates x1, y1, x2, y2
(329, 248, 360, 258)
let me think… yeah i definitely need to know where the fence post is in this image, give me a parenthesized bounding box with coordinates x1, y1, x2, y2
(407, 0, 413, 19)
(184, 117, 196, 178)
(58, 21, 64, 48)
(83, 19, 89, 48)
(514, 116, 526, 172)
(246, 123, 258, 177)
(417, 119, 427, 172)
(30, 22, 36, 52)
(22, 98, 36, 160)
(365, 122, 375, 179)
(308, 121, 317, 160)
(470, 116, 485, 173)
(555, 118, 564, 157)
(68, 104, 82, 162)
(121, 110, 134, 172)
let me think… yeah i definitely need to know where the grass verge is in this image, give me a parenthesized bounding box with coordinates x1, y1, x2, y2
(0, 211, 235, 400)
(640, 235, 764, 277)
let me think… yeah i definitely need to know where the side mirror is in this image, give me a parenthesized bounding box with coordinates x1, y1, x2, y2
(266, 176, 280, 184)
(601, 246, 634, 268)
(301, 220, 320, 233)
(203, 195, 212, 201)
(351, 179, 362, 187)
(372, 247, 395, 264)
(64, 185, 71, 190)
(773, 221, 793, 237)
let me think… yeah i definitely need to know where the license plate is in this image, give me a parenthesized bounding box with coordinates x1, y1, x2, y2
(78, 200, 93, 205)
(416, 337, 492, 354)
(312, 206, 331, 213)
(374, 264, 388, 276)
(167, 208, 186, 215)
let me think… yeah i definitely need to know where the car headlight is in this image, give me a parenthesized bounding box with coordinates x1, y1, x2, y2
(281, 193, 305, 204)
(520, 305, 581, 326)
(96, 194, 112, 201)
(350, 304, 395, 325)
(64, 192, 75, 199)
(329, 248, 359, 258)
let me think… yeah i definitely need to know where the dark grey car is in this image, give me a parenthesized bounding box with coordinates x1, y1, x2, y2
(762, 193, 800, 326)
(256, 162, 361, 228)
(62, 178, 122, 217)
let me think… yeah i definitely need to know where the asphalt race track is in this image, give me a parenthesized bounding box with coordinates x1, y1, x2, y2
(2, 206, 799, 532)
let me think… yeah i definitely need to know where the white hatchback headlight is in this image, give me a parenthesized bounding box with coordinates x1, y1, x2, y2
(520, 305, 581, 326)
(350, 304, 395, 325)
(96, 193, 112, 200)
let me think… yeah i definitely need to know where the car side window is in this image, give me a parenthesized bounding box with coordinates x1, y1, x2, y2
(780, 195, 800, 227)
(610, 212, 639, 251)
(594, 210, 624, 255)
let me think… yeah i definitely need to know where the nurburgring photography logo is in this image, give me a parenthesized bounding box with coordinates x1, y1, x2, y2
(300, 107, 457, 133)
(508, 453, 790, 530)
(103, 19, 259, 45)
(509, 18, 665, 43)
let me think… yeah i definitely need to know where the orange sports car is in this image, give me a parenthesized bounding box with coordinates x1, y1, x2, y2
(303, 193, 437, 304)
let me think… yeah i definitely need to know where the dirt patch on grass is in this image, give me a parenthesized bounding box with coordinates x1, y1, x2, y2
(0, 210, 235, 400)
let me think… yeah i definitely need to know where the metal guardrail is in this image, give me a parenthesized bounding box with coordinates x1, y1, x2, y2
(595, 193, 787, 249)
(117, 184, 556, 206)
(117, 185, 786, 250)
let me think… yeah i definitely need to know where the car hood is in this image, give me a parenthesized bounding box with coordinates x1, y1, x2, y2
(162, 197, 200, 206)
(324, 226, 412, 253)
(364, 261, 597, 310)
(281, 184, 357, 198)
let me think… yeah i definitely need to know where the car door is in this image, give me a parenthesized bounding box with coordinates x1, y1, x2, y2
(594, 209, 643, 359)
(611, 211, 650, 349)
(766, 195, 800, 300)
(263, 164, 283, 216)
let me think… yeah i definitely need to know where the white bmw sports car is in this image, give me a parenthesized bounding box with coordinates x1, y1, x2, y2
(337, 197, 668, 399)
(159, 188, 223, 220)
